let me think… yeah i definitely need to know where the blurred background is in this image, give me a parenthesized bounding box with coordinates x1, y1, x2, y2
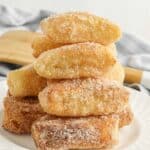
(0, 0, 150, 40)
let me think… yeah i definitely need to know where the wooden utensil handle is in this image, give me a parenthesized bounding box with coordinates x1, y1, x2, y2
(124, 67, 143, 84)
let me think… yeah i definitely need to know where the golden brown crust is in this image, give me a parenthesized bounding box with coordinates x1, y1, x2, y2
(7, 64, 47, 97)
(2, 95, 46, 134)
(2, 93, 132, 135)
(34, 42, 117, 79)
(32, 115, 119, 150)
(103, 62, 125, 84)
(39, 78, 129, 117)
(32, 34, 117, 58)
(36, 61, 123, 86)
(119, 105, 133, 128)
(32, 34, 65, 57)
(41, 12, 121, 45)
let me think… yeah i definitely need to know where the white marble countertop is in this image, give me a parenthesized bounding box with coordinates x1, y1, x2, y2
(0, 0, 150, 41)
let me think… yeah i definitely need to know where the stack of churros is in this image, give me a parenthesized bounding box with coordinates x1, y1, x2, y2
(2, 12, 133, 149)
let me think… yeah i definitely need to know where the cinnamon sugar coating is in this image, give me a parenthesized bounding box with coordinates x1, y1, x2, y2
(32, 34, 65, 57)
(34, 42, 117, 79)
(41, 12, 121, 45)
(32, 34, 117, 58)
(32, 115, 119, 150)
(2, 94, 46, 134)
(39, 78, 129, 117)
(119, 105, 133, 128)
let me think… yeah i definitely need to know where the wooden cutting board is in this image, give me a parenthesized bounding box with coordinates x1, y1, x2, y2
(0, 30, 38, 65)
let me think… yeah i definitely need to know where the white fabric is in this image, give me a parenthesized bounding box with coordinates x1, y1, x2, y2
(117, 33, 150, 71)
(0, 5, 53, 34)
(141, 71, 150, 90)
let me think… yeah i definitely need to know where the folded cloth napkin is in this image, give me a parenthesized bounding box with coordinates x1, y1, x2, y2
(0, 5, 149, 94)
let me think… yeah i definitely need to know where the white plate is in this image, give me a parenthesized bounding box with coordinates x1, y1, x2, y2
(0, 80, 150, 150)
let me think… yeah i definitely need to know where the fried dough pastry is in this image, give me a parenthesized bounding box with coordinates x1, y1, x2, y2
(103, 62, 124, 84)
(2, 94, 46, 134)
(119, 105, 133, 128)
(39, 78, 129, 117)
(7, 64, 46, 97)
(2, 93, 131, 135)
(32, 35, 65, 57)
(41, 12, 121, 45)
(32, 115, 119, 150)
(34, 42, 117, 79)
(32, 34, 117, 57)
